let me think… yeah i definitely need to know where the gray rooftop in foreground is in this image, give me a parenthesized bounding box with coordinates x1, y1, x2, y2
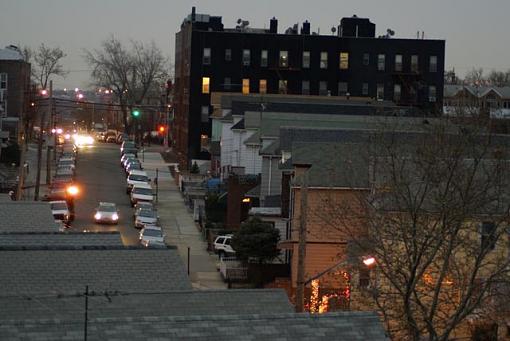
(0, 247, 191, 295)
(0, 231, 123, 247)
(0, 312, 388, 340)
(0, 289, 293, 321)
(0, 202, 58, 232)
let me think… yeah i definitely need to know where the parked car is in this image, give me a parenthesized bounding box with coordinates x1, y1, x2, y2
(139, 225, 165, 247)
(213, 234, 235, 257)
(126, 172, 150, 194)
(116, 133, 129, 144)
(121, 155, 137, 168)
(106, 134, 117, 143)
(49, 200, 71, 224)
(125, 160, 142, 173)
(130, 183, 153, 206)
(134, 201, 155, 218)
(134, 208, 158, 228)
(120, 141, 136, 155)
(94, 202, 119, 224)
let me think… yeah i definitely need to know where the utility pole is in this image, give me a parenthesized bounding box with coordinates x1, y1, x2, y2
(45, 81, 53, 186)
(295, 169, 309, 313)
(16, 109, 27, 200)
(34, 102, 47, 200)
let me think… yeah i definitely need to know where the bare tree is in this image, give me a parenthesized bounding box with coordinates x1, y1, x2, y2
(84, 37, 169, 133)
(25, 44, 67, 89)
(463, 68, 485, 86)
(312, 119, 510, 340)
(487, 70, 510, 87)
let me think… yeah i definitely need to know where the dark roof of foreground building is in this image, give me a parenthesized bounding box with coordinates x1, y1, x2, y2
(0, 231, 123, 247)
(0, 311, 388, 340)
(0, 246, 191, 295)
(0, 289, 293, 321)
(0, 202, 58, 232)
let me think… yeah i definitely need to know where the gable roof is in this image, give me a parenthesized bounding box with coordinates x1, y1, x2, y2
(292, 142, 370, 188)
(0, 247, 191, 295)
(0, 289, 293, 322)
(0, 202, 58, 232)
(0, 232, 123, 248)
(0, 311, 388, 340)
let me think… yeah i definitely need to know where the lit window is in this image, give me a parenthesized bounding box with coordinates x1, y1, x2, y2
(377, 83, 384, 100)
(411, 55, 419, 73)
(200, 134, 209, 152)
(429, 85, 437, 102)
(302, 80, 310, 95)
(319, 81, 328, 96)
(395, 54, 402, 72)
(203, 48, 211, 65)
(362, 83, 369, 96)
(261, 50, 268, 67)
(242, 49, 251, 66)
(279, 51, 288, 67)
(338, 82, 348, 96)
(363, 53, 370, 66)
(394, 84, 401, 101)
(202, 77, 210, 94)
(320, 52, 328, 69)
(225, 49, 232, 61)
(303, 51, 310, 68)
(201, 106, 209, 122)
(224, 77, 231, 90)
(278, 80, 287, 94)
(429, 56, 438, 73)
(339, 52, 349, 70)
(377, 54, 385, 71)
(259, 79, 267, 94)
(242, 78, 250, 94)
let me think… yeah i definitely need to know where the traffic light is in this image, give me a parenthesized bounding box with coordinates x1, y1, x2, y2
(131, 108, 140, 118)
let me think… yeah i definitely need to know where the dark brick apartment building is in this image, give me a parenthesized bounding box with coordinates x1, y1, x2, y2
(173, 7, 445, 164)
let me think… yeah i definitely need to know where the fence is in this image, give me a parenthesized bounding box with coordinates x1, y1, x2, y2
(219, 256, 248, 282)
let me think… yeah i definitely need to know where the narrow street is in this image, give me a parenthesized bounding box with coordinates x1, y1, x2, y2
(70, 143, 139, 245)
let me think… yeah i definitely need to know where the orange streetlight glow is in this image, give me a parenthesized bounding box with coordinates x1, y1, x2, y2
(66, 185, 79, 196)
(363, 257, 376, 267)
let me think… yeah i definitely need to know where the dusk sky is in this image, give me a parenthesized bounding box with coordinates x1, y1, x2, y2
(1, 0, 508, 89)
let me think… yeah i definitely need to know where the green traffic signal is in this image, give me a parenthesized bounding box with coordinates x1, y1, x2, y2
(132, 109, 140, 117)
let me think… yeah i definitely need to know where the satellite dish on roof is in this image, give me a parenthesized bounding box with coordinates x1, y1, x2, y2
(331, 26, 336, 34)
(237, 18, 242, 24)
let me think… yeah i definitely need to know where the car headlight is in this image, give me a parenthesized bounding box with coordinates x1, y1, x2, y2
(112, 213, 119, 220)
(94, 213, 101, 220)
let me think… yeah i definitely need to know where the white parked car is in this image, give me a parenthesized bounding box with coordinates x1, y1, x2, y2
(134, 209, 158, 228)
(94, 202, 119, 224)
(130, 183, 153, 207)
(126, 173, 150, 194)
(49, 200, 71, 224)
(139, 225, 165, 247)
(213, 234, 235, 257)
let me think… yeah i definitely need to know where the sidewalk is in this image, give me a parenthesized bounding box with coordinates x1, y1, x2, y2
(22, 143, 48, 200)
(140, 149, 226, 289)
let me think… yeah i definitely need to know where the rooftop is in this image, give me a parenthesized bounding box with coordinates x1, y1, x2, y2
(0, 246, 191, 296)
(0, 202, 58, 232)
(0, 231, 123, 248)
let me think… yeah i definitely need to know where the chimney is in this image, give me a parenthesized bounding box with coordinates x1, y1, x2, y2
(270, 17, 278, 34)
(191, 6, 196, 22)
(301, 20, 310, 35)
